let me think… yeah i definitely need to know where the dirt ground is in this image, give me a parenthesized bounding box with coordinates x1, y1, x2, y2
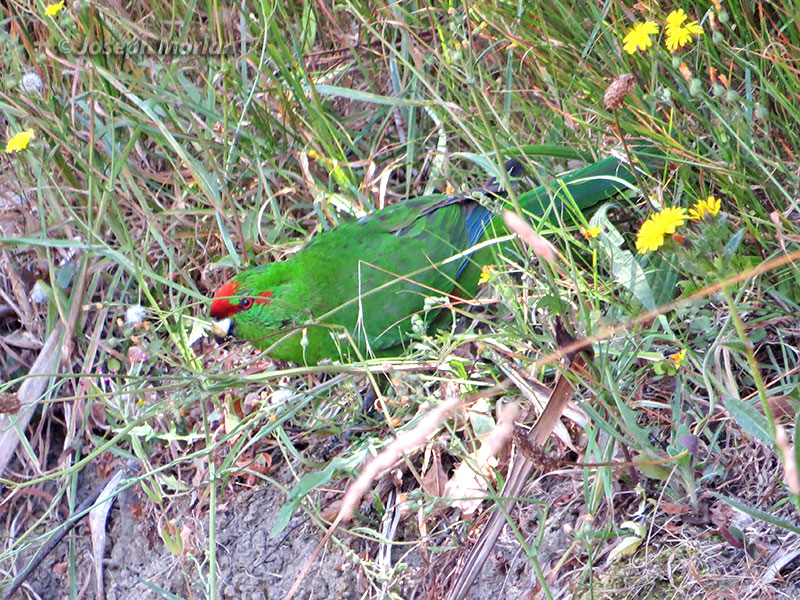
(10, 460, 545, 600)
(10, 449, 800, 600)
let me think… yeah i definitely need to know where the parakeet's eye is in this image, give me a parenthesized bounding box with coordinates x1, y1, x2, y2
(240, 297, 254, 310)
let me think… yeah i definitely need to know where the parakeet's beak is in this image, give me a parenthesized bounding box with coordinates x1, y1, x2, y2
(210, 318, 233, 340)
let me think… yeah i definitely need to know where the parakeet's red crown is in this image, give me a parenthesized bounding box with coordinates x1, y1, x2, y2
(210, 280, 238, 319)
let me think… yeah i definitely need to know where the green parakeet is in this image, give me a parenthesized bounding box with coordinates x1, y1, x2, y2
(210, 148, 662, 364)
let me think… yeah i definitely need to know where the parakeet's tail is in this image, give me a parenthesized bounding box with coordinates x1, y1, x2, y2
(455, 143, 666, 294)
(519, 144, 665, 219)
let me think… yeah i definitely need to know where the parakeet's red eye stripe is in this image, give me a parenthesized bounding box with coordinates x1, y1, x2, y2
(210, 280, 239, 319)
(255, 291, 272, 306)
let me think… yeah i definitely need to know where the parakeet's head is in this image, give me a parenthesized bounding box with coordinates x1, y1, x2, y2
(209, 264, 303, 350)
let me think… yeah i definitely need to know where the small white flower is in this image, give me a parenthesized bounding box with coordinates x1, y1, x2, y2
(125, 304, 147, 326)
(30, 280, 49, 304)
(22, 72, 43, 94)
(270, 388, 293, 406)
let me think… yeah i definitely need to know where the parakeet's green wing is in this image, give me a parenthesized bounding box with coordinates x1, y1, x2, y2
(296, 196, 471, 354)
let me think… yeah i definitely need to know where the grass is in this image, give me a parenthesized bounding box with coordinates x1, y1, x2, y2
(1, 0, 799, 598)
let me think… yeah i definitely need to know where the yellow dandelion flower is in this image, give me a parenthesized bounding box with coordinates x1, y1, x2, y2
(665, 24, 702, 50)
(665, 9, 688, 30)
(307, 149, 319, 160)
(581, 225, 602, 239)
(44, 1, 64, 16)
(5, 129, 34, 153)
(635, 206, 688, 253)
(669, 349, 686, 367)
(666, 27, 691, 50)
(478, 264, 495, 285)
(635, 218, 664, 253)
(622, 21, 659, 54)
(665, 10, 702, 51)
(688, 196, 721, 220)
(651, 206, 688, 234)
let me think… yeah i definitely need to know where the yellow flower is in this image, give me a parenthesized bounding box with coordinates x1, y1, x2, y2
(665, 24, 702, 50)
(581, 225, 602, 239)
(686, 21, 705, 35)
(307, 149, 319, 160)
(5, 129, 35, 153)
(689, 196, 721, 220)
(44, 1, 64, 16)
(665, 9, 702, 51)
(635, 218, 664, 253)
(669, 349, 686, 367)
(622, 21, 659, 54)
(635, 206, 688, 253)
(650, 206, 688, 235)
(478, 264, 495, 285)
(665, 9, 688, 29)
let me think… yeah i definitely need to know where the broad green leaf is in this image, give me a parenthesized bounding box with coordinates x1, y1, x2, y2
(271, 445, 371, 537)
(712, 492, 800, 535)
(591, 204, 657, 311)
(723, 228, 745, 257)
(724, 395, 773, 445)
(271, 469, 333, 538)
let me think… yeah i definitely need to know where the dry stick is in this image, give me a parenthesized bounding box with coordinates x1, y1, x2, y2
(446, 350, 586, 600)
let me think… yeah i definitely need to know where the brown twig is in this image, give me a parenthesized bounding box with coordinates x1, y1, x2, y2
(446, 333, 588, 600)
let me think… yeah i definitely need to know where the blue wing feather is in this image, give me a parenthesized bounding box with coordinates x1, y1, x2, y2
(459, 204, 493, 276)
(457, 158, 522, 275)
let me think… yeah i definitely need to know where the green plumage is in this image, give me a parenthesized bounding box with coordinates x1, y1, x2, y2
(210, 147, 663, 364)
(219, 197, 472, 363)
